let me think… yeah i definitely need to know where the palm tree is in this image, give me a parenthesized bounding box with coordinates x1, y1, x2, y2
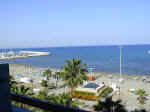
(61, 58, 88, 95)
(93, 96, 127, 112)
(43, 69, 52, 80)
(135, 89, 148, 105)
(41, 80, 48, 88)
(53, 71, 61, 88)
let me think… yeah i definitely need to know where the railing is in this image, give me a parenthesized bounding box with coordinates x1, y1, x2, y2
(0, 64, 90, 112)
(11, 93, 90, 112)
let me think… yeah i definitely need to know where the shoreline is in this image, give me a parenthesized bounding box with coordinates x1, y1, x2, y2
(9, 64, 147, 76)
(9, 64, 148, 80)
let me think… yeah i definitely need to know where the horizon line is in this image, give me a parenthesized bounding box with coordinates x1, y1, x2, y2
(1, 43, 150, 49)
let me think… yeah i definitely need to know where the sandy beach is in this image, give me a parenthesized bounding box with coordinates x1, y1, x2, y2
(9, 64, 150, 111)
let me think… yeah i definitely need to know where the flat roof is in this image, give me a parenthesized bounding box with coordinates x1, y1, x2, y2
(83, 83, 99, 89)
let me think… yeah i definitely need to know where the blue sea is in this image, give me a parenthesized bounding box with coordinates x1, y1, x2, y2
(1, 45, 150, 75)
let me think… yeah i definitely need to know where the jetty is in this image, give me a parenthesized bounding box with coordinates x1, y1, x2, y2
(0, 51, 50, 60)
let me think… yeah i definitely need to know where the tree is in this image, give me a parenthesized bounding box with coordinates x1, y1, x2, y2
(135, 89, 148, 105)
(43, 69, 52, 80)
(41, 80, 48, 88)
(61, 58, 88, 95)
(53, 71, 61, 88)
(93, 96, 127, 112)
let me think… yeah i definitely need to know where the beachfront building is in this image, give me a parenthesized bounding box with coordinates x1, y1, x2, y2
(72, 82, 114, 101)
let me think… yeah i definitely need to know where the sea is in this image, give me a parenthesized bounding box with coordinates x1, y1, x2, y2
(1, 45, 150, 75)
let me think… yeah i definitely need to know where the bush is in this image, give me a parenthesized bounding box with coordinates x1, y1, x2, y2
(41, 80, 48, 87)
(139, 98, 145, 105)
(73, 90, 96, 96)
(135, 89, 148, 105)
(99, 87, 113, 98)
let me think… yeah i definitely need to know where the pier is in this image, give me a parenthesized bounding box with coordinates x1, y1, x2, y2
(0, 51, 50, 60)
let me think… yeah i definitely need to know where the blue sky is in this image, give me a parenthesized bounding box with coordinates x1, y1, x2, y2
(0, 0, 150, 48)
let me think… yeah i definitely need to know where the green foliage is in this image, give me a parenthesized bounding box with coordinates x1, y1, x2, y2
(49, 92, 84, 108)
(94, 96, 127, 112)
(53, 71, 61, 79)
(73, 90, 96, 96)
(71, 99, 85, 108)
(41, 80, 48, 87)
(10, 76, 34, 97)
(43, 69, 52, 80)
(36, 91, 83, 108)
(36, 90, 49, 101)
(135, 89, 148, 105)
(11, 82, 34, 109)
(139, 99, 145, 105)
(10, 75, 18, 87)
(49, 93, 72, 106)
(61, 58, 88, 93)
(11, 83, 34, 96)
(135, 89, 148, 97)
(99, 87, 113, 98)
(53, 71, 61, 87)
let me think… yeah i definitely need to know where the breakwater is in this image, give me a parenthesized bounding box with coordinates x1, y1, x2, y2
(0, 51, 50, 60)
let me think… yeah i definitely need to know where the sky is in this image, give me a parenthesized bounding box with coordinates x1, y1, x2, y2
(0, 0, 150, 48)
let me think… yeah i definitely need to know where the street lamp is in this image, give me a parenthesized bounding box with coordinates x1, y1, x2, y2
(120, 46, 122, 79)
(119, 46, 123, 99)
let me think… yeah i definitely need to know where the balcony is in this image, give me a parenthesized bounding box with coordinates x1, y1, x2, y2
(0, 63, 90, 112)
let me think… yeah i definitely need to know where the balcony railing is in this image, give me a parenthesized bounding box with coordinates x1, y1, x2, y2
(0, 63, 90, 112)
(11, 93, 90, 112)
